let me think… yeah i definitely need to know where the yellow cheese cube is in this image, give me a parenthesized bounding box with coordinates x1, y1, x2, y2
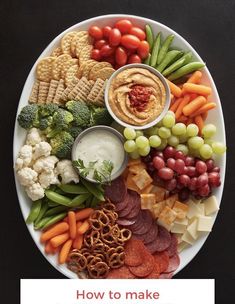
(127, 158, 142, 167)
(140, 184, 153, 194)
(151, 186, 166, 202)
(164, 194, 178, 208)
(178, 241, 189, 252)
(187, 218, 199, 240)
(140, 194, 156, 210)
(132, 169, 153, 190)
(181, 230, 195, 245)
(152, 201, 166, 218)
(158, 206, 177, 228)
(197, 216, 213, 232)
(203, 195, 219, 215)
(128, 163, 146, 175)
(126, 173, 140, 193)
(172, 201, 189, 219)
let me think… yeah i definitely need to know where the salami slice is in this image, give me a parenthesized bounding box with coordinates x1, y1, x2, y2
(115, 192, 129, 212)
(129, 249, 155, 277)
(153, 251, 169, 273)
(131, 210, 153, 234)
(125, 190, 141, 219)
(124, 239, 145, 267)
(117, 217, 137, 226)
(118, 192, 135, 218)
(145, 226, 171, 254)
(164, 253, 180, 273)
(107, 265, 136, 279)
(132, 224, 158, 244)
(159, 271, 174, 279)
(104, 176, 127, 203)
(166, 233, 178, 257)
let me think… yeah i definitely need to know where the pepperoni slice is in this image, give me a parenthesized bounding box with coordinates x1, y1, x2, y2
(166, 233, 178, 257)
(124, 239, 144, 266)
(153, 251, 169, 273)
(129, 249, 155, 277)
(145, 264, 160, 279)
(165, 253, 180, 273)
(159, 271, 174, 279)
(104, 176, 127, 203)
(107, 265, 136, 279)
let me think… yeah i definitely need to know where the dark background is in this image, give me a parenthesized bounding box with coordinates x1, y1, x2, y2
(1, 0, 234, 303)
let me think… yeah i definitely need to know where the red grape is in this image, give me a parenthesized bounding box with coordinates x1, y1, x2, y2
(177, 183, 185, 190)
(178, 174, 190, 187)
(175, 151, 186, 161)
(142, 155, 152, 163)
(187, 166, 196, 177)
(151, 150, 164, 159)
(208, 172, 220, 187)
(166, 158, 175, 170)
(147, 162, 155, 174)
(163, 146, 176, 159)
(205, 159, 214, 172)
(188, 177, 198, 191)
(153, 156, 165, 170)
(174, 159, 185, 174)
(198, 184, 210, 197)
(212, 166, 220, 173)
(179, 188, 190, 201)
(195, 160, 207, 174)
(183, 166, 189, 175)
(165, 178, 177, 191)
(197, 173, 209, 187)
(158, 167, 174, 180)
(185, 156, 195, 166)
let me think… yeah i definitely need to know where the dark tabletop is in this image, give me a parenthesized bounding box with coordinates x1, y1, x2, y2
(1, 0, 235, 303)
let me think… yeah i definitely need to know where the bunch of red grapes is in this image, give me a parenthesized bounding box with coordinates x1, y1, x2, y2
(143, 146, 221, 201)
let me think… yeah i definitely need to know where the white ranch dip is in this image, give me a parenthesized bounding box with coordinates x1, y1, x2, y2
(75, 129, 125, 180)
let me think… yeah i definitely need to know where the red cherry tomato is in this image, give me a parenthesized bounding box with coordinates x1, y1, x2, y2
(105, 55, 115, 66)
(115, 64, 123, 70)
(115, 19, 133, 34)
(100, 45, 115, 57)
(89, 26, 103, 40)
(115, 46, 128, 66)
(109, 28, 122, 46)
(121, 34, 140, 50)
(137, 40, 150, 59)
(94, 39, 107, 49)
(128, 54, 142, 64)
(91, 49, 101, 61)
(102, 26, 112, 39)
(129, 27, 146, 40)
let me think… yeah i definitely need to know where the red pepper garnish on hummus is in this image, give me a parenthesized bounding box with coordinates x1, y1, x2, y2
(129, 85, 153, 111)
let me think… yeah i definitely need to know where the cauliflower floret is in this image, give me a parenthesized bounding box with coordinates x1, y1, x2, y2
(25, 183, 44, 201)
(15, 158, 24, 170)
(17, 167, 38, 186)
(33, 155, 59, 173)
(39, 170, 60, 189)
(33, 141, 52, 160)
(56, 159, 79, 184)
(17, 145, 33, 167)
(26, 128, 44, 146)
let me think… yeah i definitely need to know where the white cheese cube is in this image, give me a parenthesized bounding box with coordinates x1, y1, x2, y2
(175, 217, 188, 226)
(187, 218, 199, 240)
(203, 195, 219, 215)
(187, 200, 202, 219)
(174, 233, 183, 244)
(197, 203, 205, 215)
(181, 230, 195, 245)
(171, 222, 187, 234)
(157, 220, 173, 231)
(178, 241, 189, 252)
(197, 216, 213, 232)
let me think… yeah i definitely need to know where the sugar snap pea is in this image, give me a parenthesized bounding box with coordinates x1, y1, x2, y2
(156, 50, 182, 73)
(80, 178, 105, 201)
(145, 24, 154, 51)
(69, 193, 91, 207)
(34, 216, 51, 230)
(58, 184, 89, 195)
(44, 205, 68, 217)
(34, 201, 48, 226)
(45, 190, 72, 206)
(157, 34, 174, 65)
(168, 62, 205, 81)
(35, 212, 67, 230)
(26, 200, 42, 224)
(90, 196, 100, 208)
(47, 200, 59, 207)
(150, 32, 161, 67)
(144, 53, 151, 65)
(162, 52, 192, 76)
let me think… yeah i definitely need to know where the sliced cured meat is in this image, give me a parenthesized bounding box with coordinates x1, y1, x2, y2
(115, 192, 129, 212)
(127, 211, 143, 231)
(124, 239, 145, 267)
(104, 176, 127, 203)
(166, 234, 178, 257)
(131, 209, 153, 234)
(153, 251, 169, 273)
(145, 226, 171, 254)
(129, 249, 155, 277)
(159, 271, 174, 279)
(107, 265, 135, 279)
(132, 224, 158, 244)
(145, 264, 160, 279)
(164, 253, 180, 273)
(125, 190, 141, 219)
(118, 192, 135, 218)
(117, 217, 137, 226)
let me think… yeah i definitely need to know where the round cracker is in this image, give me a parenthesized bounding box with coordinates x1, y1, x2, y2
(88, 61, 112, 80)
(52, 54, 72, 80)
(90, 66, 115, 81)
(81, 59, 97, 78)
(78, 44, 93, 65)
(65, 65, 79, 86)
(61, 58, 78, 80)
(70, 31, 88, 57)
(51, 47, 62, 57)
(77, 59, 95, 79)
(61, 31, 78, 55)
(75, 35, 92, 58)
(36, 57, 55, 82)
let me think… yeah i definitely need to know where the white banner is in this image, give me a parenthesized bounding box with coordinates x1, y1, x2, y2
(21, 279, 214, 304)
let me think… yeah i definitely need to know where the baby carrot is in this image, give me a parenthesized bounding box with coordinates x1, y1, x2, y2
(50, 232, 70, 248)
(186, 117, 194, 125)
(186, 71, 202, 84)
(40, 222, 69, 243)
(177, 115, 188, 123)
(190, 102, 216, 117)
(175, 94, 191, 119)
(77, 220, 90, 235)
(44, 242, 60, 255)
(201, 111, 208, 120)
(182, 83, 212, 95)
(166, 79, 182, 97)
(68, 211, 76, 239)
(75, 208, 94, 221)
(170, 97, 182, 112)
(72, 235, 83, 250)
(59, 239, 72, 264)
(182, 96, 207, 116)
(194, 115, 204, 135)
(76, 221, 83, 230)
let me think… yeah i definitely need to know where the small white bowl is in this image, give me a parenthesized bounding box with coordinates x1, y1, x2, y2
(105, 63, 171, 130)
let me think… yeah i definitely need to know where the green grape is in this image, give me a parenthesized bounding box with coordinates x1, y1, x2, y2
(124, 140, 136, 153)
(135, 130, 144, 138)
(129, 150, 140, 159)
(149, 135, 161, 148)
(136, 136, 149, 149)
(168, 135, 179, 147)
(158, 127, 171, 139)
(178, 134, 188, 143)
(145, 126, 158, 136)
(199, 144, 213, 159)
(162, 114, 175, 128)
(156, 120, 163, 127)
(138, 146, 151, 156)
(211, 142, 227, 155)
(189, 148, 201, 158)
(202, 124, 217, 138)
(167, 110, 175, 117)
(172, 123, 187, 136)
(188, 136, 204, 149)
(176, 144, 189, 155)
(204, 138, 214, 146)
(123, 127, 136, 140)
(157, 138, 168, 150)
(186, 123, 199, 137)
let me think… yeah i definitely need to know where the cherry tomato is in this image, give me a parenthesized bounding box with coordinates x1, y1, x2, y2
(89, 26, 103, 40)
(102, 26, 112, 39)
(109, 28, 122, 46)
(137, 40, 150, 59)
(115, 46, 128, 66)
(94, 39, 107, 49)
(121, 34, 140, 50)
(91, 49, 101, 61)
(115, 64, 123, 70)
(128, 54, 142, 64)
(105, 55, 115, 66)
(100, 45, 115, 57)
(115, 19, 133, 34)
(129, 27, 146, 40)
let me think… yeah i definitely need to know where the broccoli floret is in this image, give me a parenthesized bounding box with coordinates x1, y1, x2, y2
(17, 104, 40, 129)
(66, 100, 91, 127)
(90, 106, 113, 126)
(39, 116, 53, 130)
(53, 108, 74, 130)
(39, 104, 59, 117)
(50, 131, 74, 158)
(67, 124, 83, 139)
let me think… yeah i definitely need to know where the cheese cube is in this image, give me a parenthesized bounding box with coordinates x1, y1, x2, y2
(187, 200, 203, 219)
(181, 230, 195, 245)
(178, 241, 189, 252)
(174, 233, 183, 244)
(158, 206, 177, 230)
(164, 194, 178, 208)
(140, 184, 153, 194)
(151, 186, 166, 202)
(197, 203, 205, 216)
(197, 216, 213, 232)
(152, 201, 166, 218)
(157, 220, 173, 231)
(187, 218, 199, 240)
(129, 163, 146, 175)
(172, 201, 189, 219)
(126, 173, 140, 193)
(141, 194, 156, 210)
(132, 169, 153, 190)
(203, 195, 219, 215)
(171, 222, 187, 234)
(174, 217, 188, 226)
